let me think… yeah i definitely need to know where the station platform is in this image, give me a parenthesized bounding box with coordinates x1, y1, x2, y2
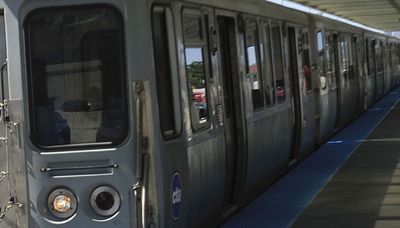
(222, 88, 400, 228)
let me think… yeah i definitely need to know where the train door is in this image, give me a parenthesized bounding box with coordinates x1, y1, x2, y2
(216, 14, 245, 214)
(287, 26, 302, 161)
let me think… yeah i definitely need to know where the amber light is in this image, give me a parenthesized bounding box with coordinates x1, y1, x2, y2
(53, 194, 72, 213)
(47, 188, 77, 219)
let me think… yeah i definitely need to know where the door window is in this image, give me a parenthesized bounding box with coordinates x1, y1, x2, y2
(183, 11, 210, 130)
(317, 31, 326, 90)
(301, 31, 311, 91)
(261, 23, 275, 105)
(271, 23, 285, 102)
(244, 18, 264, 110)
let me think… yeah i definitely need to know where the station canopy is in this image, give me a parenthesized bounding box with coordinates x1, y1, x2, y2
(291, 0, 400, 31)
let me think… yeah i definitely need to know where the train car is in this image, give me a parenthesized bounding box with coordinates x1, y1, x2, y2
(309, 15, 367, 141)
(0, 0, 399, 227)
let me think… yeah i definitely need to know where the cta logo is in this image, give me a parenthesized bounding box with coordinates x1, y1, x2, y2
(171, 172, 182, 220)
(172, 187, 181, 204)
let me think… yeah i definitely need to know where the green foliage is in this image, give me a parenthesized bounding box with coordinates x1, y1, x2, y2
(186, 61, 205, 88)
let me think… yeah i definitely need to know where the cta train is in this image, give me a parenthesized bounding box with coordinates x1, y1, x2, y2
(0, 0, 399, 227)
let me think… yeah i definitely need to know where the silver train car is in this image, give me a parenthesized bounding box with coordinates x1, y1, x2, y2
(0, 0, 399, 227)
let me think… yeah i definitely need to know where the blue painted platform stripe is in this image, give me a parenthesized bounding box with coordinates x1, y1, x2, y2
(222, 89, 400, 228)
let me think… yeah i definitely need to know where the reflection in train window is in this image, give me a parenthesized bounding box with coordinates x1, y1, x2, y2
(152, 6, 180, 138)
(389, 43, 393, 69)
(301, 31, 311, 91)
(340, 36, 350, 80)
(25, 6, 128, 147)
(317, 31, 326, 90)
(183, 12, 209, 130)
(245, 18, 264, 110)
(262, 23, 275, 105)
(271, 23, 285, 101)
(366, 39, 371, 75)
(367, 39, 375, 76)
(325, 34, 336, 89)
(349, 36, 357, 80)
(183, 14, 203, 41)
(376, 41, 384, 73)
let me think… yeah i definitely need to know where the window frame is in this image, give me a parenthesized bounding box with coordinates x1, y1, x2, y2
(182, 8, 212, 132)
(24, 4, 129, 150)
(151, 4, 182, 140)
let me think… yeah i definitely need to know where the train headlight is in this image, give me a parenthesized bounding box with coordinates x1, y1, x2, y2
(53, 195, 71, 213)
(48, 188, 77, 219)
(90, 185, 120, 217)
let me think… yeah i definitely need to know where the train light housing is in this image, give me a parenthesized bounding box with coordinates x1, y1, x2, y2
(90, 185, 120, 217)
(47, 188, 77, 219)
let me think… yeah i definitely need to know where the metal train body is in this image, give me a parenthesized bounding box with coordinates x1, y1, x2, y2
(0, 0, 398, 227)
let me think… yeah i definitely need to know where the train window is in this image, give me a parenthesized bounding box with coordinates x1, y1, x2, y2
(271, 23, 285, 102)
(183, 12, 210, 130)
(316, 31, 326, 90)
(392, 43, 398, 69)
(325, 34, 336, 89)
(341, 38, 346, 77)
(389, 43, 393, 69)
(340, 37, 349, 80)
(301, 31, 311, 91)
(152, 6, 180, 139)
(368, 40, 376, 75)
(261, 23, 275, 105)
(25, 5, 128, 147)
(366, 39, 371, 75)
(376, 41, 384, 73)
(348, 36, 355, 80)
(244, 18, 264, 110)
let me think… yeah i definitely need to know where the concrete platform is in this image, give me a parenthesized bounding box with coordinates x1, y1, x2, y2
(293, 103, 400, 227)
(222, 89, 400, 228)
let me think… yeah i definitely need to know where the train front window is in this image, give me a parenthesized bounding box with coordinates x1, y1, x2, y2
(25, 6, 127, 147)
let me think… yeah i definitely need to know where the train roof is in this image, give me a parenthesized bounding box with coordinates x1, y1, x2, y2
(186, 0, 399, 40)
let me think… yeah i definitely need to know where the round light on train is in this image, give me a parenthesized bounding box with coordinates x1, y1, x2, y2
(47, 188, 77, 219)
(90, 185, 120, 217)
(53, 195, 71, 213)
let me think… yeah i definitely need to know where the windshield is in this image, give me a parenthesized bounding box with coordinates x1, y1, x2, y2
(25, 5, 128, 147)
